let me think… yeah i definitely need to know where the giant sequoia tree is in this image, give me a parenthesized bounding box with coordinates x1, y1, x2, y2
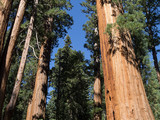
(26, 0, 73, 119)
(0, 0, 159, 119)
(96, 0, 154, 119)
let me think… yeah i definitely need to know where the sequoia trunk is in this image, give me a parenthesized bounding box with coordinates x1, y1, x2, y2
(0, 0, 13, 58)
(96, 0, 154, 119)
(0, 0, 26, 118)
(3, 8, 36, 120)
(94, 41, 101, 120)
(26, 18, 52, 120)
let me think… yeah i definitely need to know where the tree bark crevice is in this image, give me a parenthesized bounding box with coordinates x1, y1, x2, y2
(26, 18, 53, 120)
(96, 0, 154, 119)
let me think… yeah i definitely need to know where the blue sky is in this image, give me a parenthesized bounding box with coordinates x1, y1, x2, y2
(50, 0, 90, 67)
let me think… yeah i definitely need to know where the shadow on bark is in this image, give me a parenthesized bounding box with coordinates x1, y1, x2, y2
(31, 83, 47, 120)
(107, 30, 138, 69)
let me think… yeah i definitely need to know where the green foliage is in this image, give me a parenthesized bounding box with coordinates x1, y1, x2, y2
(141, 0, 160, 47)
(46, 36, 91, 120)
(116, 0, 146, 36)
(33, 0, 73, 47)
(117, 12, 145, 35)
(105, 24, 114, 36)
(141, 55, 160, 120)
(81, 0, 98, 53)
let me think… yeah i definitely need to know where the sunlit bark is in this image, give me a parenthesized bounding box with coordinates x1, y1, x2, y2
(3, 1, 37, 118)
(96, 0, 154, 119)
(0, 0, 27, 118)
(26, 18, 52, 120)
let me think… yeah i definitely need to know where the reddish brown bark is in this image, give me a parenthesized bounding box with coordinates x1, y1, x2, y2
(0, 0, 27, 118)
(94, 78, 101, 120)
(26, 100, 33, 120)
(3, 11, 35, 120)
(0, 0, 13, 59)
(26, 18, 52, 120)
(96, 0, 154, 119)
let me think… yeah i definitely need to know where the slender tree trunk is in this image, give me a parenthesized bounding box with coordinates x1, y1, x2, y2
(147, 18, 160, 84)
(144, 0, 160, 84)
(0, 0, 27, 118)
(3, 1, 38, 118)
(26, 18, 52, 120)
(96, 1, 154, 119)
(93, 41, 102, 120)
(0, 20, 14, 86)
(0, 0, 13, 59)
(151, 46, 160, 83)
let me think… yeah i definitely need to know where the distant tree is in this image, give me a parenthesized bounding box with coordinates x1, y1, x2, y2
(81, 0, 103, 119)
(141, 55, 160, 120)
(47, 35, 90, 120)
(142, 0, 160, 83)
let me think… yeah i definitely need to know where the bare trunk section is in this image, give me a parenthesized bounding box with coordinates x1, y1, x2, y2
(96, 0, 154, 119)
(26, 18, 52, 120)
(0, 0, 27, 118)
(0, 0, 13, 59)
(94, 41, 101, 120)
(3, 2, 37, 118)
(26, 100, 33, 120)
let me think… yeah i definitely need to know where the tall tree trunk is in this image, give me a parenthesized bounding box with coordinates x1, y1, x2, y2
(151, 46, 160, 83)
(26, 18, 52, 120)
(96, 0, 154, 119)
(3, 0, 38, 117)
(145, 3, 160, 84)
(93, 41, 102, 120)
(26, 100, 33, 120)
(0, 0, 27, 118)
(0, 0, 13, 59)
(144, 0, 160, 84)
